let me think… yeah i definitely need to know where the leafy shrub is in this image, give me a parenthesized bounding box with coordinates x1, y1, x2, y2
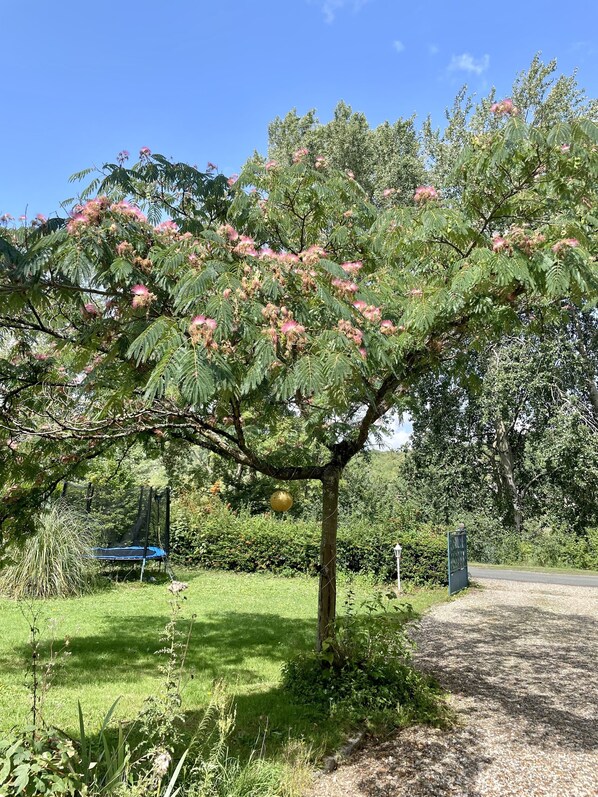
(170, 497, 448, 585)
(282, 592, 449, 729)
(0, 728, 86, 796)
(0, 504, 98, 599)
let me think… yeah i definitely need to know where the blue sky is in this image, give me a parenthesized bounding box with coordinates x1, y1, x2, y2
(1, 0, 596, 222)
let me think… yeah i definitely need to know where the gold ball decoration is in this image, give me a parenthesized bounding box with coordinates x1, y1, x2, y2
(270, 490, 293, 513)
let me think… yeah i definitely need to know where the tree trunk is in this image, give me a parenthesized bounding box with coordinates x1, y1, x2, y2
(494, 416, 523, 533)
(317, 466, 341, 651)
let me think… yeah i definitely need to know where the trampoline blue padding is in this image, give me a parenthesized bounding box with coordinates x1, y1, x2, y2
(92, 545, 167, 561)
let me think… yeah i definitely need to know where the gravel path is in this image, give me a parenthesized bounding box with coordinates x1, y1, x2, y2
(308, 579, 598, 797)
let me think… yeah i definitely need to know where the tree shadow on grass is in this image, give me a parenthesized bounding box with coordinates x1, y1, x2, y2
(180, 685, 335, 761)
(412, 604, 598, 752)
(4, 611, 315, 688)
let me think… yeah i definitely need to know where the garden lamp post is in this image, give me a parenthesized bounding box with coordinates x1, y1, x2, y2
(393, 542, 402, 593)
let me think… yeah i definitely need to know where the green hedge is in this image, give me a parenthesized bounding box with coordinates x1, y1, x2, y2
(170, 500, 448, 586)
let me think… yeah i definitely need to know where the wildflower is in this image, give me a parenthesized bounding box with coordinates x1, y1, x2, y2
(492, 235, 508, 253)
(490, 98, 518, 116)
(0, 213, 14, 223)
(167, 581, 188, 595)
(227, 174, 239, 186)
(292, 148, 309, 164)
(117, 150, 130, 165)
(346, 170, 355, 179)
(341, 261, 362, 275)
(206, 161, 218, 171)
(380, 319, 397, 335)
(139, 146, 151, 158)
(223, 288, 232, 298)
(358, 347, 367, 358)
(337, 319, 363, 345)
(552, 238, 579, 254)
(409, 288, 423, 297)
(353, 300, 367, 311)
(265, 160, 278, 171)
(116, 241, 133, 256)
(234, 235, 257, 256)
(281, 319, 305, 335)
(315, 156, 327, 169)
(83, 302, 100, 318)
(362, 305, 381, 323)
(382, 188, 396, 198)
(331, 278, 358, 293)
(154, 219, 179, 235)
(560, 144, 571, 152)
(131, 284, 156, 309)
(301, 245, 326, 266)
(189, 315, 217, 346)
(414, 185, 438, 203)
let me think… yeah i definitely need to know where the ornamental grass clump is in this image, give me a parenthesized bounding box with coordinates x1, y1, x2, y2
(0, 503, 98, 599)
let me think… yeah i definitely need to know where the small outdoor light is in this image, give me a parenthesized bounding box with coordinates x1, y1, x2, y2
(393, 542, 402, 593)
(270, 489, 293, 512)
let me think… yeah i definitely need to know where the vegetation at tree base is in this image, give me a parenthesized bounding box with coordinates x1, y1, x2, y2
(282, 591, 449, 731)
(1, 58, 598, 651)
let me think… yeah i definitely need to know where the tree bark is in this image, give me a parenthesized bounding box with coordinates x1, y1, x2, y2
(494, 415, 523, 533)
(317, 466, 341, 651)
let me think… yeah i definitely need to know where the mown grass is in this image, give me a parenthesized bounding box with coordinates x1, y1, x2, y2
(0, 569, 447, 761)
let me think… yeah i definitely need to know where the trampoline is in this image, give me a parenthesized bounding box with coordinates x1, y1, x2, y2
(61, 482, 172, 581)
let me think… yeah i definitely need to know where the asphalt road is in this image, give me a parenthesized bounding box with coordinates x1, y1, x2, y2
(469, 566, 598, 588)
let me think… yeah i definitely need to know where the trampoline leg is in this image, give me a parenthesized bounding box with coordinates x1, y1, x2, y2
(140, 558, 147, 583)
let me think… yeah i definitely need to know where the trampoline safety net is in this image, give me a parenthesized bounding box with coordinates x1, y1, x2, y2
(60, 482, 170, 561)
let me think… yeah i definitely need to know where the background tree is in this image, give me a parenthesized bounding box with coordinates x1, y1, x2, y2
(266, 101, 424, 204)
(1, 113, 597, 649)
(404, 326, 598, 535)
(403, 57, 598, 545)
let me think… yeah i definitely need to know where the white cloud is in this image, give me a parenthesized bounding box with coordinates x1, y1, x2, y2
(428, 43, 439, 55)
(448, 52, 490, 75)
(318, 0, 371, 24)
(370, 413, 412, 451)
(393, 39, 405, 53)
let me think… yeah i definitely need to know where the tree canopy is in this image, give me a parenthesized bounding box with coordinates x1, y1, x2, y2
(1, 108, 597, 646)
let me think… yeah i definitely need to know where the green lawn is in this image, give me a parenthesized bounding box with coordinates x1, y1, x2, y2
(0, 570, 447, 759)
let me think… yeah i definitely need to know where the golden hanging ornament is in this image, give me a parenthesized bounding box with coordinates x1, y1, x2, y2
(270, 489, 293, 512)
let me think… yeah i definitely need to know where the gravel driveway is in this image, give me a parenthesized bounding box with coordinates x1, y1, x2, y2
(309, 579, 598, 797)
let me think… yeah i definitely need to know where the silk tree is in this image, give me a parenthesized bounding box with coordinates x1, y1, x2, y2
(1, 113, 597, 649)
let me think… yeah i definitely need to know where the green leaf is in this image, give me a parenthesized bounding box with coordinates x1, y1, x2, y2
(292, 356, 324, 396)
(126, 317, 178, 364)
